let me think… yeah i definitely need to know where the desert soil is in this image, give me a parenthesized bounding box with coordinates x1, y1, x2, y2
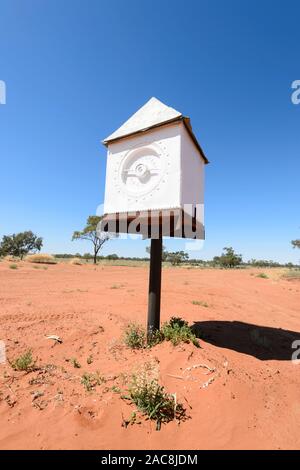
(0, 261, 299, 450)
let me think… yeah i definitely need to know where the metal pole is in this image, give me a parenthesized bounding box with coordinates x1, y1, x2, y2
(147, 236, 162, 339)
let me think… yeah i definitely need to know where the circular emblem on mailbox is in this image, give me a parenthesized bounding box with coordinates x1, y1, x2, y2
(115, 143, 169, 199)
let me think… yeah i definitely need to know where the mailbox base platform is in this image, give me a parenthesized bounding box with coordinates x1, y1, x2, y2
(100, 208, 204, 240)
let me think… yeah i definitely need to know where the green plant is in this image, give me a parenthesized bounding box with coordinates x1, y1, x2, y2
(72, 215, 112, 265)
(147, 329, 164, 347)
(81, 372, 105, 391)
(11, 350, 35, 371)
(256, 273, 268, 279)
(126, 370, 185, 430)
(124, 323, 146, 349)
(192, 300, 209, 307)
(213, 247, 242, 268)
(291, 239, 300, 249)
(165, 251, 189, 266)
(124, 318, 199, 349)
(161, 317, 200, 347)
(0, 231, 43, 259)
(70, 357, 81, 368)
(9, 263, 18, 270)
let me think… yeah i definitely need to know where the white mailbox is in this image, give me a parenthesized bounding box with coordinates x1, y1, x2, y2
(101, 97, 208, 239)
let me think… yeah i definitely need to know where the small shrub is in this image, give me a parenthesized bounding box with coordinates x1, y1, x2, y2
(11, 350, 35, 371)
(126, 370, 185, 430)
(124, 323, 146, 349)
(192, 300, 209, 307)
(256, 273, 268, 279)
(27, 253, 57, 264)
(70, 357, 81, 368)
(147, 329, 164, 347)
(9, 264, 18, 270)
(124, 318, 199, 349)
(81, 372, 105, 391)
(161, 317, 200, 347)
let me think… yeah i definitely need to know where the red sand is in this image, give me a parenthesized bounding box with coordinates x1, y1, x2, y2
(0, 261, 300, 450)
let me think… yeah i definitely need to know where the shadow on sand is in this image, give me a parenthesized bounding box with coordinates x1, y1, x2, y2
(192, 320, 300, 361)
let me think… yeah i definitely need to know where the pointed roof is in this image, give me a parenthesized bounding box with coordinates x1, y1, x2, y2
(102, 97, 208, 164)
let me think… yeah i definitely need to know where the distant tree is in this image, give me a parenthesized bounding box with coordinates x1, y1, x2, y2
(248, 258, 280, 268)
(166, 251, 189, 266)
(291, 239, 300, 249)
(72, 216, 111, 264)
(146, 244, 168, 261)
(106, 253, 119, 260)
(0, 231, 43, 259)
(286, 262, 294, 268)
(213, 247, 242, 268)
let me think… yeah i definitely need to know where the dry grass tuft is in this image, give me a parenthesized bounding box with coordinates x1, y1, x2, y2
(4, 255, 19, 262)
(26, 253, 57, 264)
(69, 257, 83, 265)
(281, 269, 300, 280)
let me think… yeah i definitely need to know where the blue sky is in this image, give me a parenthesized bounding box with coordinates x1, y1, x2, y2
(0, 0, 299, 263)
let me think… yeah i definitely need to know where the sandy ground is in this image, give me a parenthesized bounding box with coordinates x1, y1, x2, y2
(0, 261, 300, 450)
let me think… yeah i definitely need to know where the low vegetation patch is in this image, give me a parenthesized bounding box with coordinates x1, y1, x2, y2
(9, 263, 18, 270)
(27, 253, 57, 264)
(124, 323, 146, 349)
(11, 350, 35, 371)
(81, 372, 106, 391)
(282, 269, 300, 280)
(160, 317, 200, 347)
(124, 317, 199, 349)
(125, 368, 185, 430)
(256, 273, 269, 279)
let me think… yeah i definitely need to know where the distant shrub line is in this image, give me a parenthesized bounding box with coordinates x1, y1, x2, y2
(52, 252, 299, 268)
